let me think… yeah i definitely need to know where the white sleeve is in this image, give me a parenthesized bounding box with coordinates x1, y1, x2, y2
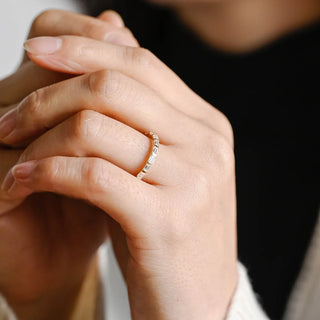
(0, 262, 270, 320)
(226, 263, 270, 320)
(0, 293, 17, 320)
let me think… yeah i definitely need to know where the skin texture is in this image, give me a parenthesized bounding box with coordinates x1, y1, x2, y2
(0, 9, 237, 320)
(0, 10, 137, 320)
(1, 1, 318, 318)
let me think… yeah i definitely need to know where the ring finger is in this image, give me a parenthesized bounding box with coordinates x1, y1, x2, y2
(17, 110, 181, 185)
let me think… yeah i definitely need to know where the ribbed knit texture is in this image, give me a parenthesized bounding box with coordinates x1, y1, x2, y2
(226, 263, 270, 320)
(284, 210, 320, 320)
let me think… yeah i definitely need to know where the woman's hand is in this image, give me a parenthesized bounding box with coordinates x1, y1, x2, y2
(0, 10, 138, 320)
(1, 34, 237, 320)
(0, 9, 138, 213)
(0, 9, 138, 107)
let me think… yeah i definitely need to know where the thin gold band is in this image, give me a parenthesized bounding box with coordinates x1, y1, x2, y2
(137, 132, 159, 180)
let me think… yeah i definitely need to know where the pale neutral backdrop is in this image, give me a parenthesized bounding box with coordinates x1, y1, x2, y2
(0, 0, 85, 78)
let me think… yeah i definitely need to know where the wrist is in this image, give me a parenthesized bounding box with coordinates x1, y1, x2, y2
(128, 259, 237, 320)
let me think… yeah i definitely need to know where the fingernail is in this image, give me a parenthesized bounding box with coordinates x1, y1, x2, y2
(24, 37, 62, 55)
(12, 161, 38, 181)
(1, 170, 15, 192)
(0, 110, 16, 140)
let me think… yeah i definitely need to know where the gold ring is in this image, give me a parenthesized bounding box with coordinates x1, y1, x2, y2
(137, 132, 159, 180)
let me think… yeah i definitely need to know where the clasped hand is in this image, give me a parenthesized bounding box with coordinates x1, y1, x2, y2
(0, 10, 237, 320)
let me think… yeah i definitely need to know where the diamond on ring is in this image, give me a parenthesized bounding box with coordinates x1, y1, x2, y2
(136, 131, 160, 180)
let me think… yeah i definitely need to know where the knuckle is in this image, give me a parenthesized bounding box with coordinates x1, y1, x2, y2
(124, 47, 157, 69)
(82, 19, 108, 41)
(34, 157, 60, 185)
(205, 109, 234, 147)
(219, 113, 234, 146)
(30, 10, 59, 35)
(71, 110, 103, 143)
(87, 70, 123, 104)
(82, 158, 110, 193)
(99, 10, 112, 18)
(203, 131, 235, 177)
(215, 135, 235, 174)
(99, 10, 123, 25)
(107, 28, 138, 47)
(44, 159, 59, 181)
(122, 28, 138, 44)
(18, 89, 43, 123)
(123, 27, 134, 38)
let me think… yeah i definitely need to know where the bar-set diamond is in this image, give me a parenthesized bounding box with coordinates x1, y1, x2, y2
(137, 132, 160, 180)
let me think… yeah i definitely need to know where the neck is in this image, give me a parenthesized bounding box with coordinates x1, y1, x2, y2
(173, 0, 320, 53)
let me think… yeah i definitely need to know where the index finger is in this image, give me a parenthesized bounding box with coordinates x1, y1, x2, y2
(1, 10, 138, 106)
(24, 9, 138, 59)
(24, 35, 233, 143)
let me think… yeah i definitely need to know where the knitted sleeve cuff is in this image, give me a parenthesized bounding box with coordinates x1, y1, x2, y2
(0, 263, 269, 320)
(226, 262, 270, 320)
(0, 293, 17, 320)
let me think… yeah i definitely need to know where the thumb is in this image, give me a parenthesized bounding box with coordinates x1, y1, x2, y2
(97, 10, 140, 47)
(97, 10, 125, 28)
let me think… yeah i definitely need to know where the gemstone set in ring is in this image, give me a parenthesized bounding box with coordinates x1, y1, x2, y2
(137, 132, 159, 180)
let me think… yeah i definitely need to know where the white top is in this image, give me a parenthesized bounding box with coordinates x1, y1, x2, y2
(98, 242, 131, 320)
(0, 0, 85, 78)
